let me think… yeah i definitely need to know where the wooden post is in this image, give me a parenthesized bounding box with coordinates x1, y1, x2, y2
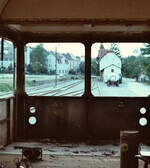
(15, 42, 25, 139)
(120, 131, 139, 168)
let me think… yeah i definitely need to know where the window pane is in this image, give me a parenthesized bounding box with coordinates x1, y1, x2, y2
(91, 42, 150, 97)
(25, 43, 85, 96)
(0, 39, 14, 97)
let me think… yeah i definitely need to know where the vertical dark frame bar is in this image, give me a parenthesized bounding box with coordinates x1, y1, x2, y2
(1, 38, 4, 65)
(15, 41, 25, 139)
(83, 41, 92, 139)
(84, 41, 92, 97)
(6, 99, 10, 144)
(16, 42, 25, 94)
(13, 45, 16, 91)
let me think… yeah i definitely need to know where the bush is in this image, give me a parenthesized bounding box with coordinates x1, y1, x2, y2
(49, 70, 56, 75)
(69, 69, 76, 75)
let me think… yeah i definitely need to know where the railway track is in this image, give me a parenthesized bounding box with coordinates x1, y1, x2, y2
(0, 91, 13, 98)
(28, 80, 83, 96)
(0, 78, 102, 97)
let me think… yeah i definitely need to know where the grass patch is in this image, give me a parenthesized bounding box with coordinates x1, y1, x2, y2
(145, 81, 150, 85)
(26, 80, 36, 87)
(0, 83, 13, 92)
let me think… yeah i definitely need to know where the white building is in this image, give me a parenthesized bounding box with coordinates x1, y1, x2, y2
(25, 46, 31, 65)
(47, 52, 70, 74)
(0, 40, 14, 68)
(99, 50, 121, 82)
(0, 42, 31, 69)
(47, 52, 81, 75)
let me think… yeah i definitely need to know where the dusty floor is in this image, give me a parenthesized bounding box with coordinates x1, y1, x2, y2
(0, 142, 148, 168)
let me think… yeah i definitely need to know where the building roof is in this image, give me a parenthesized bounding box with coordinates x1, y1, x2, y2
(98, 49, 114, 59)
(63, 53, 73, 61)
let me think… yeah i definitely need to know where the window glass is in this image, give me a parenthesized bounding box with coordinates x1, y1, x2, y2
(25, 43, 85, 96)
(91, 42, 150, 97)
(0, 38, 14, 97)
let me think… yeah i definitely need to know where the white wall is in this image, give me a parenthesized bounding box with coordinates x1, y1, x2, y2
(103, 65, 121, 82)
(100, 52, 121, 71)
(47, 54, 70, 74)
(0, 60, 12, 68)
(25, 46, 31, 65)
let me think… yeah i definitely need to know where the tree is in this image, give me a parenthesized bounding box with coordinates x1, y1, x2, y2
(78, 61, 85, 74)
(91, 57, 99, 76)
(30, 44, 48, 74)
(140, 43, 150, 78)
(110, 43, 121, 57)
(7, 63, 13, 73)
(122, 56, 142, 78)
(69, 69, 76, 75)
(26, 64, 33, 74)
(99, 43, 105, 50)
(140, 43, 150, 56)
(140, 56, 150, 78)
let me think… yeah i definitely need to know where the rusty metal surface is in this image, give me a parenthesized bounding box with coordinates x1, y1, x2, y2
(1, 22, 150, 143)
(16, 96, 149, 141)
(24, 97, 86, 140)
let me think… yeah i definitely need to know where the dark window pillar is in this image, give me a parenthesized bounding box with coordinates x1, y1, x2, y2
(15, 42, 25, 139)
(15, 42, 25, 94)
(84, 41, 92, 97)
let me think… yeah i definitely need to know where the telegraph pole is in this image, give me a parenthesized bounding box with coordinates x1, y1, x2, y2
(55, 47, 57, 87)
(54, 44, 60, 87)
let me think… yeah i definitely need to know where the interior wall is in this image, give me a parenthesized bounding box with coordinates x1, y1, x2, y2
(1, 0, 150, 19)
(0, 98, 14, 146)
(0, 100, 8, 146)
(22, 96, 147, 141)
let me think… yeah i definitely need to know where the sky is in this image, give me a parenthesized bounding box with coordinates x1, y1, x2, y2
(27, 43, 85, 57)
(91, 43, 145, 58)
(27, 42, 145, 58)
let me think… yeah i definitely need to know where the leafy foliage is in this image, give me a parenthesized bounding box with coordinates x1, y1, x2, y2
(30, 44, 49, 74)
(91, 57, 99, 76)
(78, 61, 85, 74)
(122, 56, 142, 78)
(69, 69, 76, 75)
(99, 43, 105, 50)
(140, 43, 150, 56)
(110, 43, 121, 57)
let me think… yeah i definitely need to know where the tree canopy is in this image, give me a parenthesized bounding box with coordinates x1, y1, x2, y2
(110, 43, 121, 57)
(30, 44, 49, 74)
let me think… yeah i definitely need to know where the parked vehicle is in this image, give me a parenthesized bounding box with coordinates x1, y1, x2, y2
(106, 72, 119, 86)
(118, 73, 122, 84)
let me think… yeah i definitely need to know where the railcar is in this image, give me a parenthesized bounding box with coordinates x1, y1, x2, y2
(0, 0, 150, 146)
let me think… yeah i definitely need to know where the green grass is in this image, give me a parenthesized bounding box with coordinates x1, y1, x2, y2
(26, 80, 36, 87)
(0, 83, 13, 92)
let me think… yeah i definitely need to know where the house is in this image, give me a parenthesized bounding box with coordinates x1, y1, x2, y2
(98, 48, 122, 82)
(0, 39, 13, 68)
(47, 52, 70, 74)
(0, 41, 31, 69)
(47, 52, 81, 75)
